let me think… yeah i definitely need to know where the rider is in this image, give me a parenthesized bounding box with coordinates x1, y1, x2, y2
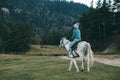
(69, 23, 81, 58)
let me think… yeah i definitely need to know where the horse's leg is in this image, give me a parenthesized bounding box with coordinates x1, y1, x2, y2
(87, 53, 90, 72)
(72, 58, 79, 72)
(68, 58, 73, 71)
(79, 53, 84, 72)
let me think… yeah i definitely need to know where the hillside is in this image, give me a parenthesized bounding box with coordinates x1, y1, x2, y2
(0, 0, 89, 45)
(103, 34, 120, 53)
(0, 0, 89, 31)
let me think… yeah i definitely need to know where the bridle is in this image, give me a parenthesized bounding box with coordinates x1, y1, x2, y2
(60, 38, 69, 48)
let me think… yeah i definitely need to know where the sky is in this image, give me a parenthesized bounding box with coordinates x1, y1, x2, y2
(68, 0, 100, 8)
(71, 0, 115, 8)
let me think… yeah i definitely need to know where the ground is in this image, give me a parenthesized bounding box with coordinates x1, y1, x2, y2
(0, 45, 120, 80)
(0, 54, 120, 80)
(60, 55, 120, 67)
(28, 45, 120, 67)
(94, 55, 120, 67)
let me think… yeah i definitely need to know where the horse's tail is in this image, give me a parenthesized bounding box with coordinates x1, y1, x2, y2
(87, 43, 94, 66)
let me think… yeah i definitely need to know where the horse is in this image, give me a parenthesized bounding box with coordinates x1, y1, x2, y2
(59, 37, 94, 72)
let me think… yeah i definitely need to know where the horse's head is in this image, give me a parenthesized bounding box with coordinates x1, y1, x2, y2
(59, 37, 66, 49)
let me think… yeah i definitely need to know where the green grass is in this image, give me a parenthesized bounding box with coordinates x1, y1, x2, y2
(0, 54, 120, 80)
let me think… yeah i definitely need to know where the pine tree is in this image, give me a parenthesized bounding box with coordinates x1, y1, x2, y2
(114, 0, 120, 3)
(8, 24, 31, 53)
(90, 0, 94, 8)
(96, 0, 102, 9)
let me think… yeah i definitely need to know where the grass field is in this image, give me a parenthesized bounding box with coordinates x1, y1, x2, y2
(0, 45, 120, 80)
(0, 54, 120, 80)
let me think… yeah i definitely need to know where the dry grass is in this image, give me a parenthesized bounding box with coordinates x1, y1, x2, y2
(26, 45, 68, 56)
(0, 54, 23, 60)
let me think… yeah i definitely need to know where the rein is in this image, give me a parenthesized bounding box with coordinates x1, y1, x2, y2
(62, 39, 69, 47)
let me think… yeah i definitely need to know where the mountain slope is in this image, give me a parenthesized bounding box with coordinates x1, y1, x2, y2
(0, 0, 89, 29)
(103, 34, 120, 53)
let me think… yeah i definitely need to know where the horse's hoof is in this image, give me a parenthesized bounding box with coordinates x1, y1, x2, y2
(81, 69, 84, 72)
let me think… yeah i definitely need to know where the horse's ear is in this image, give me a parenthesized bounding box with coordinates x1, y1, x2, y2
(62, 36, 66, 40)
(62, 37, 65, 39)
(64, 36, 66, 39)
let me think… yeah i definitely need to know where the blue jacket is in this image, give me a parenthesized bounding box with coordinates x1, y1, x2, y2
(72, 28, 81, 40)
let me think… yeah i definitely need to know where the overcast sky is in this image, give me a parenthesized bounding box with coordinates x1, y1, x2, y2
(68, 0, 101, 8)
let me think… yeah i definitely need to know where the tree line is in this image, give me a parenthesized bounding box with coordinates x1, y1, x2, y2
(0, 19, 31, 53)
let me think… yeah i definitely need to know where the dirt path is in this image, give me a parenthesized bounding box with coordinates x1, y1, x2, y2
(60, 55, 120, 67)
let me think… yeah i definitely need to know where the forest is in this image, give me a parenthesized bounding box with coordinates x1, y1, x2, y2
(0, 0, 120, 53)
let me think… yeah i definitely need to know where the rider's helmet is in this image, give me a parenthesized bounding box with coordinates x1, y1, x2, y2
(73, 23, 79, 29)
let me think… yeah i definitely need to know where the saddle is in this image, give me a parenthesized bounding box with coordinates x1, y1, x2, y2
(72, 40, 81, 50)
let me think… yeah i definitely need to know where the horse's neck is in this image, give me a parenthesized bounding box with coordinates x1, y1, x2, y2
(64, 39, 70, 51)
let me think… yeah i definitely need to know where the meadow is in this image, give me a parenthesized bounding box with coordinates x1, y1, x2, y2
(0, 45, 120, 80)
(26, 45, 68, 56)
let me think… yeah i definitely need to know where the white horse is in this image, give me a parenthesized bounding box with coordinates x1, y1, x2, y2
(59, 37, 94, 72)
